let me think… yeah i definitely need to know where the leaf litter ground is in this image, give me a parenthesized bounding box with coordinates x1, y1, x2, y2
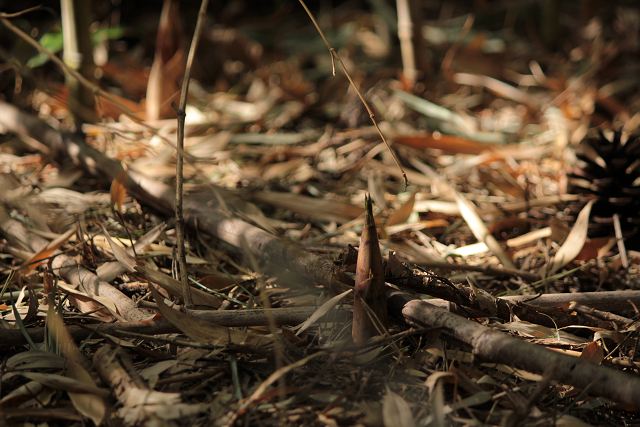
(1, 1, 640, 426)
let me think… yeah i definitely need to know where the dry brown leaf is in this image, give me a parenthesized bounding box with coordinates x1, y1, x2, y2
(110, 170, 128, 213)
(57, 281, 121, 322)
(573, 237, 616, 261)
(0, 380, 45, 407)
(502, 321, 589, 344)
(580, 341, 604, 364)
(386, 191, 417, 227)
(395, 133, 496, 155)
(197, 274, 237, 290)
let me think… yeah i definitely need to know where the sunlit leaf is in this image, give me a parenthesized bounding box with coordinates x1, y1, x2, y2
(540, 199, 595, 277)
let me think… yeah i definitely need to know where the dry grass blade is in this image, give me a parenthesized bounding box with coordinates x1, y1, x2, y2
(137, 265, 222, 308)
(294, 289, 352, 336)
(98, 222, 136, 273)
(97, 223, 166, 282)
(352, 195, 387, 344)
(234, 352, 328, 417)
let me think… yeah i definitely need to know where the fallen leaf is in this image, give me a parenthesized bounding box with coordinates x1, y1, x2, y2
(580, 341, 604, 364)
(110, 170, 128, 212)
(46, 305, 106, 425)
(386, 191, 417, 227)
(382, 386, 416, 427)
(98, 222, 137, 273)
(540, 199, 595, 277)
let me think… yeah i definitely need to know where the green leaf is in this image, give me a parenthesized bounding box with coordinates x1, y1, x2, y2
(26, 26, 127, 69)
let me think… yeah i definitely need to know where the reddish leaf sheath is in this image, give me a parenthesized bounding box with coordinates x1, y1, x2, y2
(352, 195, 388, 344)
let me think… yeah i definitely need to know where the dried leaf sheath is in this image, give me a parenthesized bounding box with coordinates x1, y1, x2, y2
(352, 195, 388, 344)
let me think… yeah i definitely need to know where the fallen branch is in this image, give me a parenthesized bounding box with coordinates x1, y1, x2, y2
(386, 252, 600, 328)
(422, 290, 640, 321)
(415, 260, 541, 282)
(0, 306, 332, 348)
(389, 292, 640, 408)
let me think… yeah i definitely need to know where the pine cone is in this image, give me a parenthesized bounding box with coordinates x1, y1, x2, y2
(567, 131, 640, 248)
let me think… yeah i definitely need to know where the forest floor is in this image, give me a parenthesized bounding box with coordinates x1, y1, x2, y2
(1, 1, 640, 426)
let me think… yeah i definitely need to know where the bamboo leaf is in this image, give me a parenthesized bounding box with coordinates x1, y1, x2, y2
(540, 199, 595, 277)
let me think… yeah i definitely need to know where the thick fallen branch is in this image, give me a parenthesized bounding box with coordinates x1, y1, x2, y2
(389, 292, 640, 408)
